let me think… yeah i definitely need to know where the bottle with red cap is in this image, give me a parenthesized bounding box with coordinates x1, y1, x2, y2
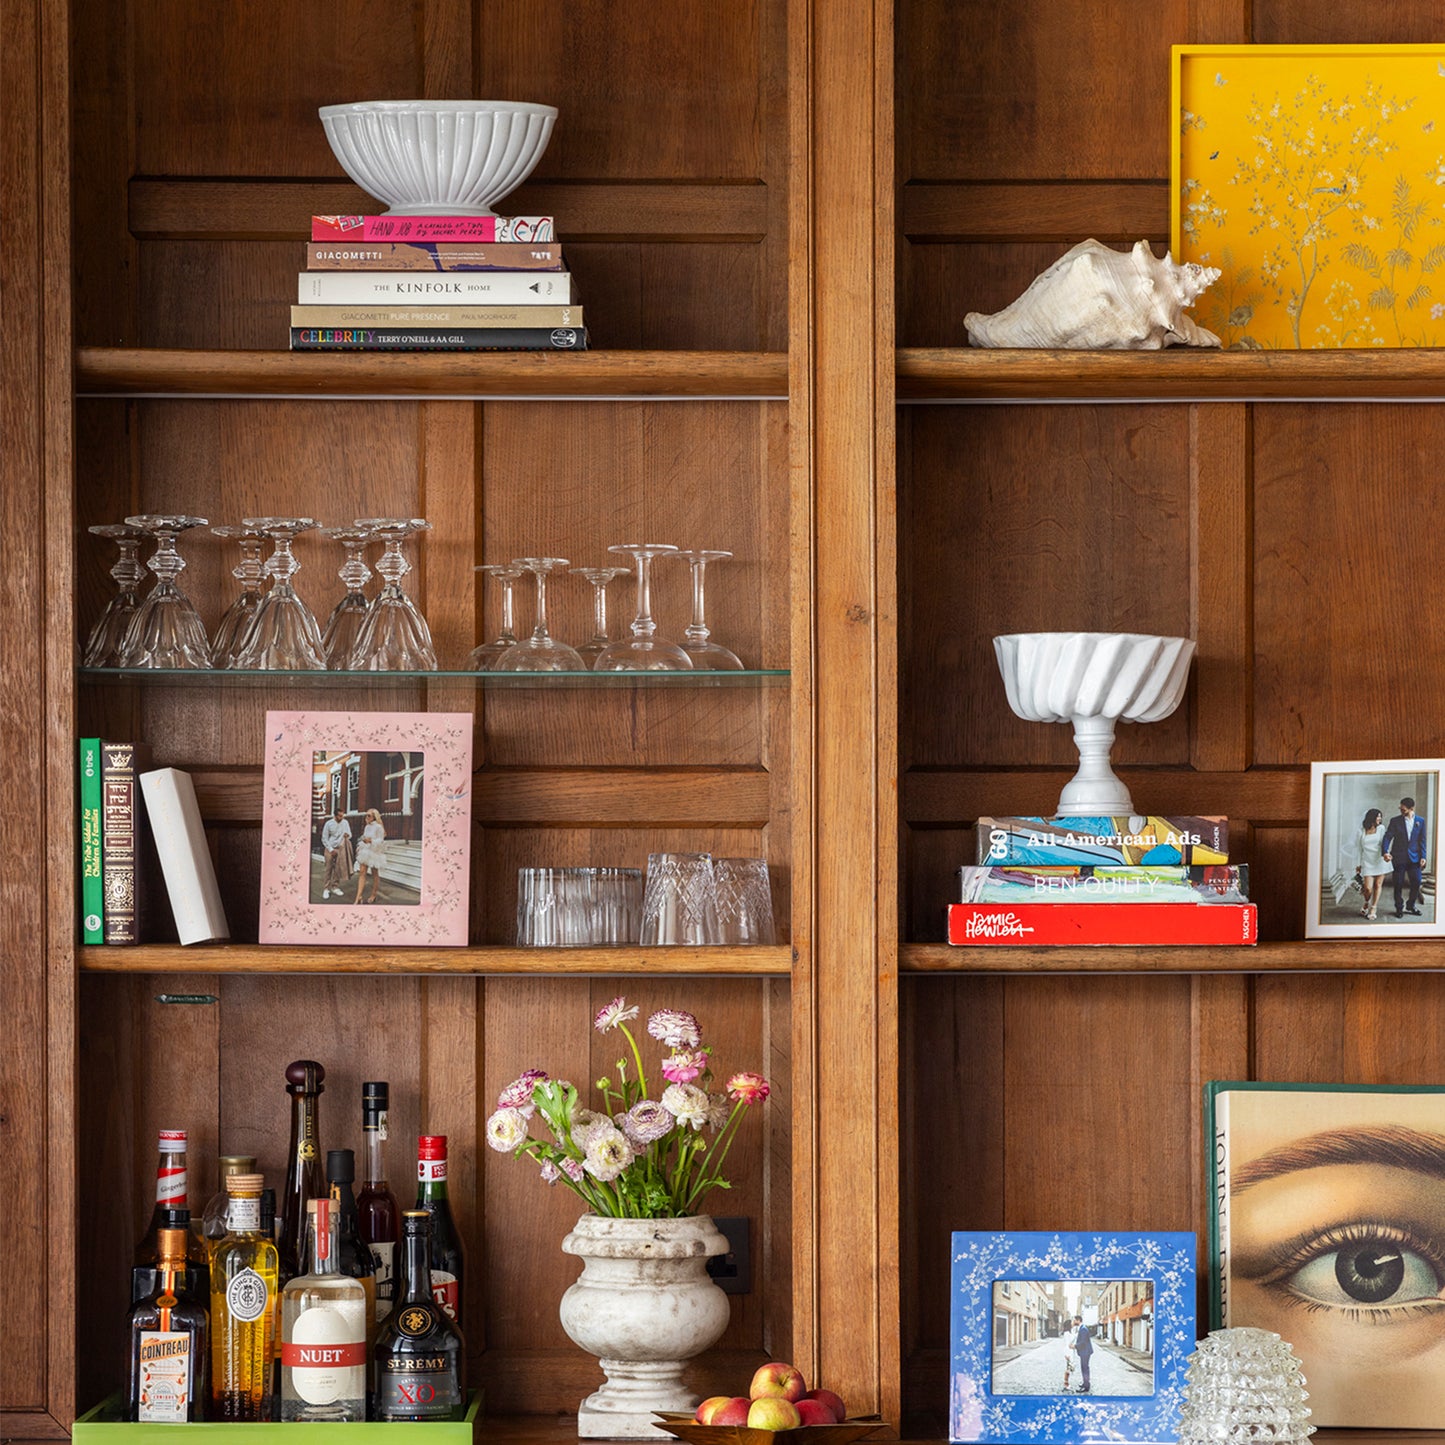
(414, 1135, 465, 1326)
(132, 1128, 207, 1305)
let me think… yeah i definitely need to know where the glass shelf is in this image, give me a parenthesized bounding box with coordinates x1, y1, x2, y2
(79, 665, 790, 689)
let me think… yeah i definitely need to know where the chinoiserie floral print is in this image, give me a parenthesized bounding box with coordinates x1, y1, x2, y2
(1178, 49, 1445, 349)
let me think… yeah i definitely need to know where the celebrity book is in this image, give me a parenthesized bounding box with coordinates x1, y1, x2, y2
(311, 214, 555, 243)
(947, 901, 1257, 945)
(1205, 1081, 1445, 1429)
(976, 814, 1229, 866)
(305, 240, 564, 271)
(290, 327, 588, 352)
(298, 270, 573, 305)
(957, 863, 1248, 904)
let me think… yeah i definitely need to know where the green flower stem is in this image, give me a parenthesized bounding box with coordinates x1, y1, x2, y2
(617, 1021, 650, 1098)
(682, 1102, 750, 1212)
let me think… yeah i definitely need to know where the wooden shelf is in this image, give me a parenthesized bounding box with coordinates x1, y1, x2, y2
(74, 347, 788, 400)
(79, 666, 789, 689)
(902, 939, 1445, 974)
(896, 346, 1445, 401)
(78, 942, 793, 975)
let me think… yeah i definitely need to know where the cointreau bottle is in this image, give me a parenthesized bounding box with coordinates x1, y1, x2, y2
(372, 1210, 463, 1420)
(209, 1172, 278, 1420)
(357, 1081, 399, 1326)
(414, 1134, 465, 1325)
(127, 1224, 209, 1421)
(279, 1060, 326, 1279)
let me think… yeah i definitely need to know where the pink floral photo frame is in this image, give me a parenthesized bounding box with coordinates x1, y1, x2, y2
(259, 710, 472, 946)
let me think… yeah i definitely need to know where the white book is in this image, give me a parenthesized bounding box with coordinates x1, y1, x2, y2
(297, 269, 574, 305)
(139, 768, 230, 945)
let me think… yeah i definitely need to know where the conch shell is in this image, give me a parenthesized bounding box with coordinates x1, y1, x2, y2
(964, 239, 1222, 349)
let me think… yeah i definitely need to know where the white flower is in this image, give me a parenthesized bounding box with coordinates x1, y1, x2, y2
(594, 996, 640, 1033)
(486, 1107, 530, 1153)
(647, 1008, 701, 1049)
(583, 1124, 635, 1182)
(539, 1159, 561, 1185)
(662, 1082, 710, 1130)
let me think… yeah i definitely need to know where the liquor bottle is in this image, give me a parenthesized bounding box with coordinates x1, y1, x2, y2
(372, 1210, 464, 1420)
(280, 1197, 368, 1421)
(200, 1154, 257, 1248)
(132, 1208, 207, 1307)
(326, 1148, 377, 1343)
(357, 1081, 399, 1325)
(126, 1223, 209, 1422)
(209, 1172, 278, 1420)
(279, 1060, 326, 1279)
(414, 1134, 465, 1325)
(133, 1129, 209, 1302)
(260, 1187, 281, 1397)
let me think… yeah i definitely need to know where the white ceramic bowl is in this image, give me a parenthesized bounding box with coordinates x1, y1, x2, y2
(994, 631, 1195, 726)
(319, 100, 558, 216)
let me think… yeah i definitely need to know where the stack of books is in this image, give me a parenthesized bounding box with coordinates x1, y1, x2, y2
(291, 213, 586, 352)
(946, 813, 1256, 946)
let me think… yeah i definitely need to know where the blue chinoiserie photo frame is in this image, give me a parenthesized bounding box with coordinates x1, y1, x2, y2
(950, 1231, 1196, 1444)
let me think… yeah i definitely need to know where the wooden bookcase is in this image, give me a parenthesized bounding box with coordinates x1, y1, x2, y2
(8, 0, 1445, 1442)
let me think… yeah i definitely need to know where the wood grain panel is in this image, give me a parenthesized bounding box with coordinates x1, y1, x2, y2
(898, 0, 1192, 181)
(899, 405, 1193, 767)
(903, 825, 971, 943)
(1253, 1, 1445, 43)
(1253, 405, 1445, 764)
(901, 940, 1445, 973)
(900, 184, 1170, 242)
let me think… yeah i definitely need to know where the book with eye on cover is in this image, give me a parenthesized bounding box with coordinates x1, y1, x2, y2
(946, 900, 1257, 945)
(1205, 1080, 1445, 1428)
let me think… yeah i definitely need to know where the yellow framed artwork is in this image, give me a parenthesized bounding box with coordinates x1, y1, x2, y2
(1172, 44, 1445, 349)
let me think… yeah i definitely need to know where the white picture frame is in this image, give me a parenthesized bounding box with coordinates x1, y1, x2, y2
(1305, 758, 1443, 938)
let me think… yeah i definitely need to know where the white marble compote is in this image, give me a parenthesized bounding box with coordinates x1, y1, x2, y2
(993, 631, 1196, 817)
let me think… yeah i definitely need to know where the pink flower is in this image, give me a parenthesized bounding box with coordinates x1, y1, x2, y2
(648, 1008, 702, 1049)
(497, 1068, 548, 1116)
(561, 1157, 586, 1183)
(539, 1159, 561, 1185)
(594, 996, 640, 1033)
(727, 1071, 770, 1105)
(661, 1047, 709, 1085)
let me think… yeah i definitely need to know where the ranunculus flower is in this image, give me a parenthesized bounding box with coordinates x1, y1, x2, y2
(485, 1107, 530, 1152)
(583, 1125, 635, 1182)
(647, 1008, 701, 1049)
(623, 1099, 675, 1146)
(706, 1093, 731, 1131)
(561, 1157, 586, 1183)
(662, 1047, 709, 1085)
(661, 1082, 710, 1130)
(497, 1067, 548, 1116)
(594, 996, 640, 1033)
(539, 1159, 561, 1184)
(727, 1071, 771, 1105)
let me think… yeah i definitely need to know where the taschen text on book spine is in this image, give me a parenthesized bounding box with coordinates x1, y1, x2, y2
(975, 814, 1230, 867)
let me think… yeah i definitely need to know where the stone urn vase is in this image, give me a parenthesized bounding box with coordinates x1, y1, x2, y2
(559, 1213, 731, 1439)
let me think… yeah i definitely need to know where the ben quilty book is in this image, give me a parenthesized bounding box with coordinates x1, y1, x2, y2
(957, 863, 1249, 905)
(297, 270, 573, 305)
(975, 814, 1229, 866)
(312, 214, 555, 243)
(947, 901, 1257, 946)
(305, 240, 564, 271)
(100, 739, 151, 944)
(78, 738, 103, 944)
(1205, 1081, 1445, 1428)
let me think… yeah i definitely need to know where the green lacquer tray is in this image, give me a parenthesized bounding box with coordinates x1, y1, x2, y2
(74, 1392, 481, 1444)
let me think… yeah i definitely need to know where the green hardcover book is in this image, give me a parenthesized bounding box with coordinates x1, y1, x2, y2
(78, 737, 103, 943)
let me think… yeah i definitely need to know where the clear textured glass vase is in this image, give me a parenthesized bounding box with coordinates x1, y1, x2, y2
(1179, 1327, 1314, 1445)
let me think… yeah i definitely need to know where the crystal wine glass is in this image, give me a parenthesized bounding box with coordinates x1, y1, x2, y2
(209, 523, 270, 668)
(491, 557, 589, 672)
(230, 517, 326, 670)
(591, 543, 693, 671)
(115, 514, 215, 669)
(347, 517, 437, 670)
(82, 523, 148, 666)
(569, 565, 633, 666)
(676, 549, 743, 670)
(466, 562, 526, 670)
(318, 523, 376, 670)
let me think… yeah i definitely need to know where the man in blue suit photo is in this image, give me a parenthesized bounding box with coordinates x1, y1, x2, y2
(1072, 1315, 1093, 1394)
(1381, 795, 1428, 919)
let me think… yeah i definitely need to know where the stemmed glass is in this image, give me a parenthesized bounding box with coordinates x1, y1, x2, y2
(677, 549, 743, 670)
(592, 543, 693, 671)
(82, 523, 148, 666)
(231, 517, 326, 670)
(347, 517, 437, 670)
(467, 562, 526, 670)
(209, 523, 270, 668)
(491, 557, 588, 672)
(570, 565, 633, 666)
(116, 514, 215, 669)
(318, 524, 376, 670)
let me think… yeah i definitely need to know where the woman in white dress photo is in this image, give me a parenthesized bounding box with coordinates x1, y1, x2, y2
(354, 807, 387, 904)
(1345, 806, 1390, 920)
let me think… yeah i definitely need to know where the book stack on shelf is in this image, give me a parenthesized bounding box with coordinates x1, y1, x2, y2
(291, 213, 587, 352)
(947, 814, 1257, 946)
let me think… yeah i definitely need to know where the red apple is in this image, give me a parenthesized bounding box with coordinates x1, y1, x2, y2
(795, 1400, 837, 1426)
(696, 1396, 751, 1425)
(747, 1397, 802, 1430)
(750, 1361, 807, 1402)
(802, 1389, 846, 1423)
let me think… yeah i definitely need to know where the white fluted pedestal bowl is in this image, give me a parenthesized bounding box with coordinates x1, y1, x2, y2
(319, 100, 557, 216)
(559, 1213, 731, 1439)
(993, 631, 1196, 817)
